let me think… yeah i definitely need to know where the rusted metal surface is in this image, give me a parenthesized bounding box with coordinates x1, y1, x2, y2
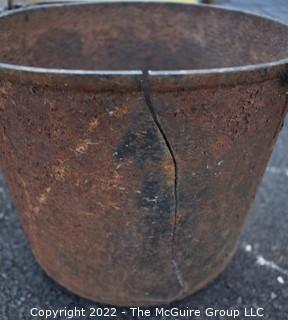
(0, 2, 288, 306)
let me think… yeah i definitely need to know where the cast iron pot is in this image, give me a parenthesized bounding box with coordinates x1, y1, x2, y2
(0, 1, 288, 306)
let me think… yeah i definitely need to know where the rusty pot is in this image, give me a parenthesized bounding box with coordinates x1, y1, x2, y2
(0, 2, 288, 306)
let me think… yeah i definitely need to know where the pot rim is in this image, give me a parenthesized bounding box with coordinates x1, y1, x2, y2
(0, 1, 288, 90)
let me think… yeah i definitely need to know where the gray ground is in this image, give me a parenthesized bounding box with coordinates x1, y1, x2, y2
(1, 0, 288, 319)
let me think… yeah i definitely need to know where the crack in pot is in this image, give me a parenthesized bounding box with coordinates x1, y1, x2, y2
(141, 72, 185, 296)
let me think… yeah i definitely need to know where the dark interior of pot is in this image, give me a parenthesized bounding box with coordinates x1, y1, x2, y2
(0, 3, 288, 71)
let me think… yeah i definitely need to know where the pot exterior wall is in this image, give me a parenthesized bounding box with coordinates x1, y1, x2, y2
(148, 77, 288, 294)
(0, 76, 287, 306)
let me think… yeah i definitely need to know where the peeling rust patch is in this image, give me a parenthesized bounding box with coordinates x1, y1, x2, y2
(33, 186, 52, 215)
(74, 139, 98, 155)
(162, 152, 175, 187)
(112, 104, 130, 119)
(88, 118, 99, 132)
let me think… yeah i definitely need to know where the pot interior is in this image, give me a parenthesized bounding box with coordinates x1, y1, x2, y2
(0, 3, 288, 71)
